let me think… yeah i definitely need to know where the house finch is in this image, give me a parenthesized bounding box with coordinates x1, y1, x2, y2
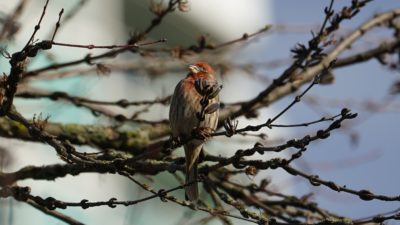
(169, 62, 219, 202)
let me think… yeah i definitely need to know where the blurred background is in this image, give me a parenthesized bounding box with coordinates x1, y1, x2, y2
(0, 0, 399, 224)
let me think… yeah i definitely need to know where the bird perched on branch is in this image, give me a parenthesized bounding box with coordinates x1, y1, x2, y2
(169, 62, 220, 202)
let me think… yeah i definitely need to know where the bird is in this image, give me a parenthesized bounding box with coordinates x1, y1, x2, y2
(169, 62, 220, 202)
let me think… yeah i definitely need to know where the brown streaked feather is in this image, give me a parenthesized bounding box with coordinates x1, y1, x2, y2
(170, 78, 219, 138)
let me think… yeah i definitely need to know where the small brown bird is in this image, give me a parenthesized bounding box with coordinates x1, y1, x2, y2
(169, 62, 219, 201)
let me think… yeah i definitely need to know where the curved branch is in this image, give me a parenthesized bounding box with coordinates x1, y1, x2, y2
(219, 8, 400, 123)
(334, 38, 400, 68)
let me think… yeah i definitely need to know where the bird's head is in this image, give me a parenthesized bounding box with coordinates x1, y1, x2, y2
(188, 62, 215, 78)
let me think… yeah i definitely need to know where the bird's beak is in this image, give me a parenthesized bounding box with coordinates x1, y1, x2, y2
(189, 65, 200, 74)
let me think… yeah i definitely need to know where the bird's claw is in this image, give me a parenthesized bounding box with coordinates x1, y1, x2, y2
(193, 127, 213, 140)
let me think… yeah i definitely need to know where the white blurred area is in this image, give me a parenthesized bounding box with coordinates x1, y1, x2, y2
(0, 1, 292, 225)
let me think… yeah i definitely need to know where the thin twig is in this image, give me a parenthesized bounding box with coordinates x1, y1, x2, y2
(23, 0, 49, 50)
(27, 200, 84, 225)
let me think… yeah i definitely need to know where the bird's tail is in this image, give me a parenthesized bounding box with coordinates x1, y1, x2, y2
(185, 158, 198, 201)
(184, 143, 202, 202)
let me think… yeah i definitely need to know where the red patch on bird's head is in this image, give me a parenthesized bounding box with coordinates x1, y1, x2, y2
(183, 62, 217, 93)
(188, 62, 215, 76)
